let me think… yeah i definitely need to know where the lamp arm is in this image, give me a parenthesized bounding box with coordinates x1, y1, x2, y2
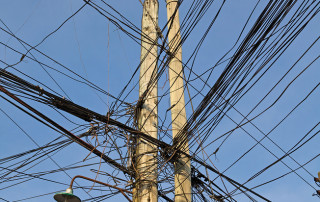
(70, 175, 132, 202)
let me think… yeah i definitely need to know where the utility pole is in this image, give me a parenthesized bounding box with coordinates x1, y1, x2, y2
(166, 0, 192, 201)
(134, 0, 159, 201)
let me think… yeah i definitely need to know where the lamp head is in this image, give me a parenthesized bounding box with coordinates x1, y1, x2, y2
(54, 188, 81, 202)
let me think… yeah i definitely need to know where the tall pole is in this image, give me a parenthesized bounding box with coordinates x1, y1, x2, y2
(134, 0, 159, 201)
(166, 0, 192, 201)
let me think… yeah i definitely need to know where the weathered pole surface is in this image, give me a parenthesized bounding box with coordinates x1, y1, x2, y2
(134, 0, 159, 201)
(166, 0, 192, 201)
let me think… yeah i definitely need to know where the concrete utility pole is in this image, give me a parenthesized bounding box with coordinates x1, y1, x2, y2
(166, 0, 192, 201)
(134, 0, 159, 201)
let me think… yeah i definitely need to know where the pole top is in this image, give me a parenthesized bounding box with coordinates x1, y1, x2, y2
(166, 0, 179, 6)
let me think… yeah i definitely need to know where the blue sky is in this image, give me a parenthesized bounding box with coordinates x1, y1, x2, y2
(0, 0, 320, 201)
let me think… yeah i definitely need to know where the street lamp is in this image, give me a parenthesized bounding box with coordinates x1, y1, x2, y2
(54, 175, 132, 202)
(54, 188, 81, 202)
